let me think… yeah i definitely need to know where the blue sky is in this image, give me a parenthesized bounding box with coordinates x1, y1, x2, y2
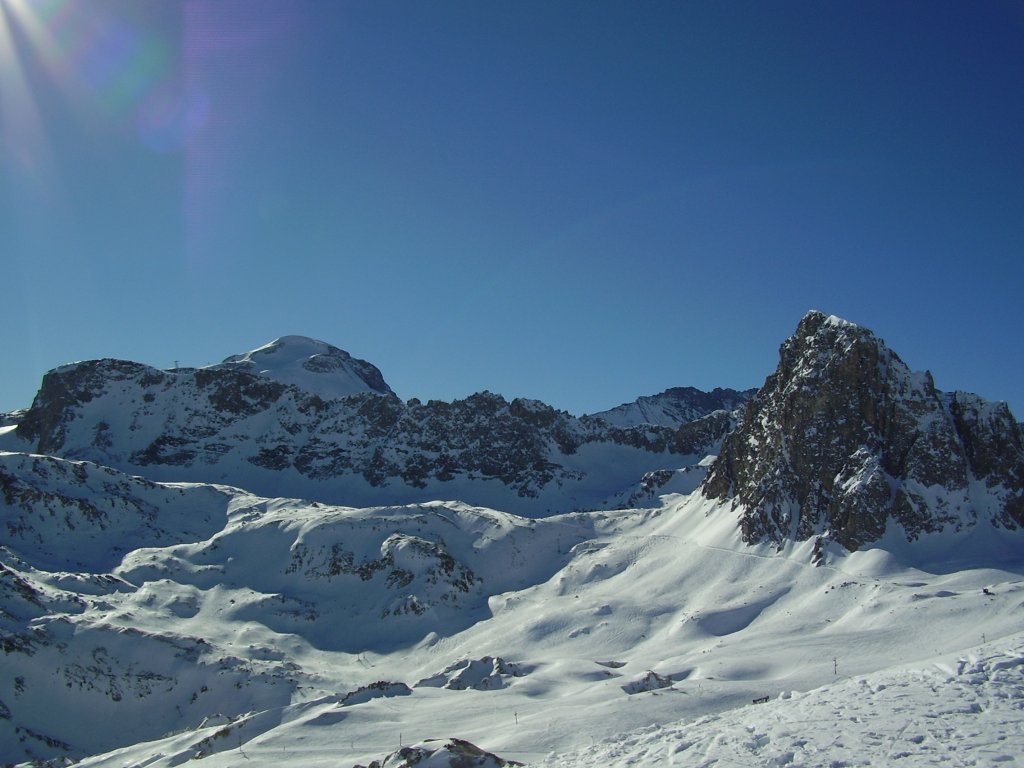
(3, 0, 1023, 417)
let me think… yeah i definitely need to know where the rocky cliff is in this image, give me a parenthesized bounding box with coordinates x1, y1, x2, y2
(702, 311, 1024, 554)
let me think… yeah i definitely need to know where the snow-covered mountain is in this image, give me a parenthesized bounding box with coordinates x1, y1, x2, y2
(588, 386, 756, 429)
(207, 335, 394, 400)
(1, 313, 1023, 767)
(1, 345, 731, 515)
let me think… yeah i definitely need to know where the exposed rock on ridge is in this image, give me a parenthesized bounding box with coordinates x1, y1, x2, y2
(702, 311, 1024, 553)
(9, 361, 730, 516)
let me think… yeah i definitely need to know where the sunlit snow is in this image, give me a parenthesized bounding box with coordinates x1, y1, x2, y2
(3, 465, 1021, 767)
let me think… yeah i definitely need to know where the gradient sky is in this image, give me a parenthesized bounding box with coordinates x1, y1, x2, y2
(3, 0, 1023, 417)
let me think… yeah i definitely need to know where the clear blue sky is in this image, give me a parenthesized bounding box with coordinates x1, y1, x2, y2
(3, 0, 1023, 417)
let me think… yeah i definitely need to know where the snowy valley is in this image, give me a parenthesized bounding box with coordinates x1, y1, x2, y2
(1, 311, 1022, 767)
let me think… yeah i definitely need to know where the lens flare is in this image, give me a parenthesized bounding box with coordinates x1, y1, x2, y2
(0, 0, 58, 195)
(136, 75, 209, 153)
(0, 0, 201, 184)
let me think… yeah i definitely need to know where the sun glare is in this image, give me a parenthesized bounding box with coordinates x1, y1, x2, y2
(0, 0, 57, 191)
(0, 0, 182, 194)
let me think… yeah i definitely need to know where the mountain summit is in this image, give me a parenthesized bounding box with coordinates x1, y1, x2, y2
(702, 310, 1024, 555)
(208, 336, 394, 399)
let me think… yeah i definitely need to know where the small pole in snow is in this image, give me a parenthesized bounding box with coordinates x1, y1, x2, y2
(833, 657, 838, 676)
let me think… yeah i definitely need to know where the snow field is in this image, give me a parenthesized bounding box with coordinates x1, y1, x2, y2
(3, 462, 1023, 766)
(44, 491, 1020, 767)
(533, 640, 1024, 768)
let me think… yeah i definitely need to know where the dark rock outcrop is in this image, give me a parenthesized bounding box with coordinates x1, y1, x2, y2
(703, 311, 1024, 553)
(357, 738, 523, 768)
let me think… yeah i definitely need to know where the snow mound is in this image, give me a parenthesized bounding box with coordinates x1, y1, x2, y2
(0, 452, 230, 572)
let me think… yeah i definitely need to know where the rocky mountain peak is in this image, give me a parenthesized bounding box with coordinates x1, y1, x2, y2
(702, 311, 1024, 555)
(209, 336, 394, 399)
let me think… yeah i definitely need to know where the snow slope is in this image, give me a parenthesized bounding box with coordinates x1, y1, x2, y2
(531, 640, 1024, 767)
(3, 474, 1022, 766)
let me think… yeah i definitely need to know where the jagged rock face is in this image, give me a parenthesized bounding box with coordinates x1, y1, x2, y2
(703, 311, 1024, 552)
(8, 362, 729, 516)
(948, 392, 1024, 513)
(588, 386, 756, 428)
(18, 360, 161, 456)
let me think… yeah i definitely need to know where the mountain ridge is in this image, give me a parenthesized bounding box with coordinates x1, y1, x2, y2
(3, 358, 735, 516)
